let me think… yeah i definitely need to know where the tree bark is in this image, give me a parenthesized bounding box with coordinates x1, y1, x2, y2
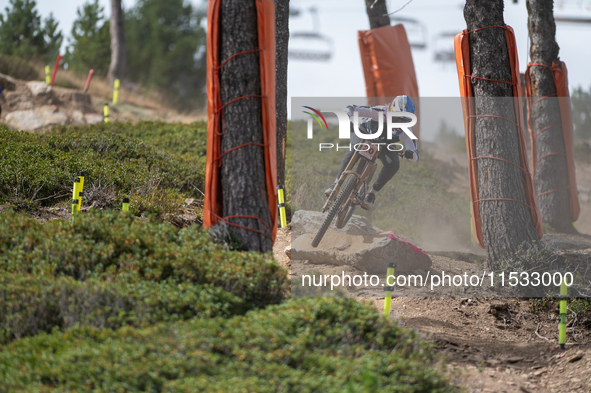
(364, 0, 390, 29)
(274, 0, 289, 188)
(219, 0, 273, 252)
(108, 0, 127, 83)
(526, 0, 574, 233)
(464, 0, 539, 267)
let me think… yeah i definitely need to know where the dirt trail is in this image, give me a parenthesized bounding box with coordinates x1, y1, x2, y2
(274, 224, 591, 393)
(275, 144, 591, 393)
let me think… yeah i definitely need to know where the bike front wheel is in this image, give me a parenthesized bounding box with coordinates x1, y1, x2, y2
(312, 176, 357, 247)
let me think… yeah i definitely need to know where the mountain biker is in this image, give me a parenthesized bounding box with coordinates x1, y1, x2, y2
(324, 95, 420, 210)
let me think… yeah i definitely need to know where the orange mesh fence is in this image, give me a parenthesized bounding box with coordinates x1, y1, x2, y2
(524, 60, 580, 222)
(454, 25, 543, 249)
(204, 0, 278, 242)
(358, 24, 420, 138)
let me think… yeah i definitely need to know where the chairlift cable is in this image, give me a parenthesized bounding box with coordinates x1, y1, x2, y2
(385, 0, 415, 16)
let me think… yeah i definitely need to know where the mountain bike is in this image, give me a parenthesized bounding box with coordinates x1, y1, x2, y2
(311, 140, 405, 248)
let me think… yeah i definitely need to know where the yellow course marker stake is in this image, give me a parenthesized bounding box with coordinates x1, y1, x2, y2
(383, 262, 396, 317)
(559, 277, 567, 349)
(104, 103, 109, 123)
(277, 185, 287, 228)
(71, 177, 80, 222)
(45, 65, 51, 85)
(77, 171, 85, 212)
(122, 196, 130, 212)
(113, 79, 120, 104)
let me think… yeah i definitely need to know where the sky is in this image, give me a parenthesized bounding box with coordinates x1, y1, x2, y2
(1, 0, 590, 113)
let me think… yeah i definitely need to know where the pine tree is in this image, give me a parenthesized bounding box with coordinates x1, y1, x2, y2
(274, 0, 289, 188)
(125, 0, 206, 109)
(463, 0, 540, 265)
(108, 0, 126, 83)
(219, 0, 273, 251)
(64, 0, 111, 76)
(364, 0, 390, 29)
(0, 0, 46, 59)
(526, 0, 576, 233)
(42, 13, 63, 63)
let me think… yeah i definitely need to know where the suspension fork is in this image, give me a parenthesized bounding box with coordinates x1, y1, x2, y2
(322, 154, 360, 213)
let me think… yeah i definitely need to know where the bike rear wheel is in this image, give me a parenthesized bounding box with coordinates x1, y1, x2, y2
(312, 176, 357, 247)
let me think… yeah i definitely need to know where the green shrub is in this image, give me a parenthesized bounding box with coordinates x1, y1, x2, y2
(0, 298, 451, 392)
(0, 272, 243, 343)
(0, 54, 39, 80)
(51, 121, 208, 160)
(0, 210, 289, 342)
(0, 127, 204, 210)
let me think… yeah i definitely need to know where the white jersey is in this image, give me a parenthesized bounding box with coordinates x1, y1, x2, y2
(349, 106, 420, 162)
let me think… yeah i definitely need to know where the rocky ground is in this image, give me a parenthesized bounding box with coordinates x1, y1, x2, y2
(0, 73, 204, 130)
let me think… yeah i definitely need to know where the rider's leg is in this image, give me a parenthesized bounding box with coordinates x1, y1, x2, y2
(362, 150, 400, 209)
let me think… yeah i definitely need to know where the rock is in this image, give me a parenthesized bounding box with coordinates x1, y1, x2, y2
(26, 81, 52, 96)
(5, 106, 67, 131)
(184, 198, 203, 207)
(505, 357, 525, 363)
(291, 210, 432, 275)
(567, 351, 583, 363)
(85, 113, 104, 124)
(0, 73, 17, 91)
(50, 87, 92, 106)
(71, 110, 86, 125)
(284, 246, 292, 259)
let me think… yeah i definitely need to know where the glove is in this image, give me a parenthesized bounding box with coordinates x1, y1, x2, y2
(345, 105, 356, 118)
(404, 150, 415, 160)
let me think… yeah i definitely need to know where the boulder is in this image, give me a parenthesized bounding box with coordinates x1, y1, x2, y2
(84, 113, 103, 124)
(5, 106, 68, 131)
(52, 87, 92, 106)
(291, 209, 381, 239)
(71, 110, 86, 125)
(291, 210, 432, 275)
(26, 81, 52, 96)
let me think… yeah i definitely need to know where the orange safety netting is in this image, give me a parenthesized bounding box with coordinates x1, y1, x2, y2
(524, 60, 580, 222)
(454, 25, 543, 249)
(358, 24, 420, 137)
(203, 0, 278, 242)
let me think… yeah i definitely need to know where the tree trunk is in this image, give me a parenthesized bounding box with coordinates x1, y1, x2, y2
(464, 0, 539, 267)
(219, 0, 273, 252)
(274, 0, 289, 188)
(364, 0, 390, 29)
(108, 0, 127, 83)
(526, 0, 574, 233)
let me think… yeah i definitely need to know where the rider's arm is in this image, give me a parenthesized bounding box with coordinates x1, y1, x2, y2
(400, 131, 419, 162)
(347, 105, 384, 122)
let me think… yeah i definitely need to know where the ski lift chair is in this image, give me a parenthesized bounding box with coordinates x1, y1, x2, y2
(433, 31, 457, 63)
(390, 16, 428, 49)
